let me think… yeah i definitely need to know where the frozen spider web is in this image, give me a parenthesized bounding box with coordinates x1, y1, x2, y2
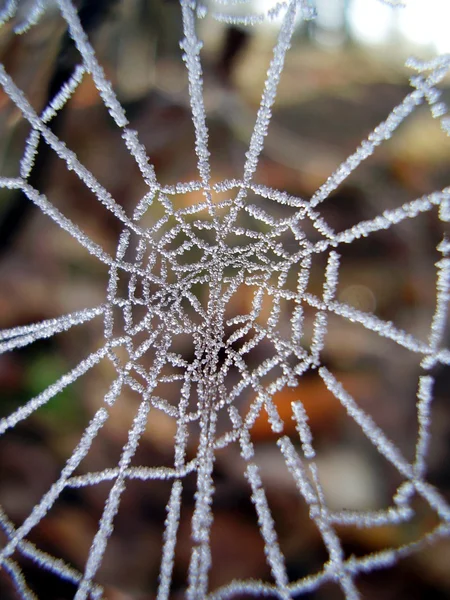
(0, 0, 449, 598)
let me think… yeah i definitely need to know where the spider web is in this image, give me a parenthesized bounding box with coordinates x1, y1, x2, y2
(0, 0, 449, 598)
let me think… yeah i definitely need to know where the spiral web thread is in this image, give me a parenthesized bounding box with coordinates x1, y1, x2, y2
(0, 0, 449, 598)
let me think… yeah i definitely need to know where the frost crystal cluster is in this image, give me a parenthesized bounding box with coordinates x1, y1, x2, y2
(0, 0, 449, 599)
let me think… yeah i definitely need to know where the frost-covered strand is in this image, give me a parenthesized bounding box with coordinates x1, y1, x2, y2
(292, 401, 315, 459)
(406, 54, 450, 73)
(409, 62, 450, 106)
(0, 0, 18, 25)
(320, 368, 413, 475)
(310, 252, 340, 365)
(133, 191, 155, 221)
(266, 295, 282, 331)
(211, 12, 267, 25)
(316, 377, 448, 523)
(158, 373, 194, 599)
(157, 480, 183, 600)
(14, 0, 48, 34)
(208, 524, 450, 600)
(228, 404, 254, 460)
(309, 91, 425, 208)
(0, 507, 95, 591)
(19, 545, 94, 594)
(277, 437, 360, 600)
(331, 190, 448, 247)
(296, 254, 312, 297)
(277, 437, 317, 504)
(422, 83, 449, 131)
(246, 380, 285, 434)
(330, 507, 412, 527)
(65, 462, 197, 488)
(323, 252, 340, 304)
(20, 181, 147, 279)
(0, 176, 22, 189)
(2, 559, 38, 600)
(0, 305, 104, 354)
(212, 0, 315, 31)
(103, 292, 116, 342)
(208, 579, 312, 600)
(308, 209, 336, 240)
(20, 130, 40, 180)
(75, 399, 151, 600)
(104, 230, 129, 339)
(413, 481, 450, 522)
(41, 64, 86, 123)
(103, 377, 124, 411)
(20, 181, 117, 266)
(212, 2, 288, 26)
(440, 195, 450, 221)
(56, 0, 127, 127)
(421, 250, 450, 369)
(245, 463, 290, 598)
(122, 129, 157, 191)
(346, 523, 450, 578)
(304, 294, 432, 356)
(44, 1, 158, 193)
(187, 404, 217, 599)
(249, 185, 308, 211)
(310, 311, 327, 366)
(180, 1, 211, 193)
(168, 180, 204, 194)
(0, 344, 111, 435)
(174, 376, 192, 469)
(128, 237, 147, 300)
(0, 65, 149, 239)
(213, 0, 252, 5)
(0, 408, 109, 562)
(116, 228, 131, 261)
(438, 237, 450, 256)
(291, 304, 304, 347)
(0, 305, 104, 342)
(414, 375, 434, 479)
(242, 0, 298, 184)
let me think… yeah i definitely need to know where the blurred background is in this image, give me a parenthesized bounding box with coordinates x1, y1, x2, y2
(0, 0, 449, 598)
